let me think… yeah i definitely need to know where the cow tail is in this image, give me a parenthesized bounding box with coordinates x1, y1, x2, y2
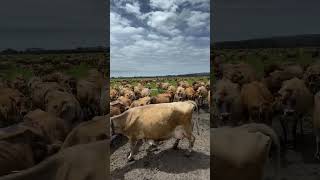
(189, 101, 200, 135)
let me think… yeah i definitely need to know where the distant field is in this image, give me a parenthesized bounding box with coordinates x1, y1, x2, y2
(0, 52, 108, 80)
(212, 47, 320, 79)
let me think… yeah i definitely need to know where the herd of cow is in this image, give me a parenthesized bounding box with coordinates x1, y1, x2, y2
(110, 78, 210, 161)
(212, 57, 320, 180)
(0, 69, 109, 179)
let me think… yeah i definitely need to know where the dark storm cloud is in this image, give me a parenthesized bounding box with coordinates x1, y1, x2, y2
(0, 0, 108, 50)
(212, 0, 320, 42)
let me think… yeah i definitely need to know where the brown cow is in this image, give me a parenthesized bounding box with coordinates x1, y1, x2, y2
(111, 101, 199, 161)
(185, 87, 196, 100)
(240, 81, 274, 125)
(117, 96, 132, 109)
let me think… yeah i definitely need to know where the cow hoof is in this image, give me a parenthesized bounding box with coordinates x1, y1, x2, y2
(127, 157, 135, 162)
(172, 146, 179, 150)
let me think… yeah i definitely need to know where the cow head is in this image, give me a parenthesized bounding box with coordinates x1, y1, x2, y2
(278, 88, 296, 116)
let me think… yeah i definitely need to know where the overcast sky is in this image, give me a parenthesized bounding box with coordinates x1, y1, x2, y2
(0, 0, 108, 50)
(212, 0, 320, 42)
(110, 0, 210, 77)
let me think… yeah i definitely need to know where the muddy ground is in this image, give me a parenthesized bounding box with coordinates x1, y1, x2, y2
(110, 109, 210, 180)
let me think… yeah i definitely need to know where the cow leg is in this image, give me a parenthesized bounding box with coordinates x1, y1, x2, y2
(185, 134, 195, 157)
(299, 115, 304, 136)
(146, 140, 159, 152)
(292, 117, 298, 149)
(127, 139, 138, 162)
(172, 139, 180, 150)
(314, 129, 320, 159)
(280, 116, 288, 147)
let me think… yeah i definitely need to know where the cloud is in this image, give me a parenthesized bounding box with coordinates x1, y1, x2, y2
(111, 0, 210, 77)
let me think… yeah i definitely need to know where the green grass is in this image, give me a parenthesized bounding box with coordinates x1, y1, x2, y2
(65, 63, 90, 79)
(1, 66, 34, 80)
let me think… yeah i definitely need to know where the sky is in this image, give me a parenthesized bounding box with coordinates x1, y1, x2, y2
(110, 0, 210, 77)
(212, 0, 320, 42)
(0, 0, 108, 51)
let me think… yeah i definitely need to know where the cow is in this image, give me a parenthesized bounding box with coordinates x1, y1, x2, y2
(0, 140, 109, 180)
(195, 86, 208, 107)
(174, 86, 186, 101)
(42, 72, 76, 94)
(313, 91, 320, 159)
(22, 109, 69, 153)
(0, 124, 48, 176)
(76, 79, 102, 119)
(117, 96, 132, 109)
(44, 90, 83, 130)
(29, 82, 65, 110)
(240, 81, 274, 125)
(222, 63, 257, 87)
(110, 101, 127, 117)
(110, 89, 119, 101)
(185, 87, 196, 100)
(213, 79, 243, 127)
(278, 77, 314, 148)
(0, 88, 28, 127)
(130, 97, 151, 108)
(110, 101, 199, 161)
(304, 63, 320, 94)
(140, 88, 151, 98)
(60, 115, 109, 150)
(150, 93, 172, 104)
(211, 123, 280, 180)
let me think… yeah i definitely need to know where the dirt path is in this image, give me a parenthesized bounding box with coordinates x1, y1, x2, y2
(110, 110, 210, 180)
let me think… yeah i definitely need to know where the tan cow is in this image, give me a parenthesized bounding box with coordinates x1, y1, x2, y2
(240, 81, 274, 125)
(60, 115, 109, 150)
(195, 86, 208, 107)
(110, 101, 127, 117)
(45, 90, 83, 129)
(117, 96, 132, 109)
(111, 101, 199, 161)
(174, 86, 186, 101)
(30, 82, 65, 109)
(140, 88, 151, 98)
(22, 109, 69, 149)
(211, 123, 280, 180)
(0, 140, 109, 180)
(130, 97, 151, 108)
(110, 89, 119, 101)
(150, 93, 172, 104)
(185, 87, 196, 100)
